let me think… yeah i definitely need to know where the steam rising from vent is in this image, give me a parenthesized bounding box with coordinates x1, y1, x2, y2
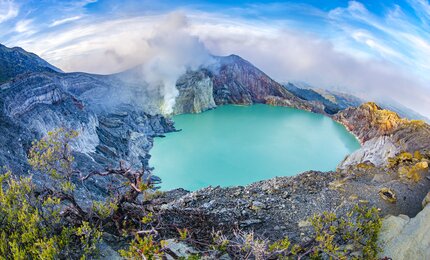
(141, 13, 211, 114)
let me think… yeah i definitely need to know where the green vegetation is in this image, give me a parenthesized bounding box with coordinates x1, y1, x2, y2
(207, 205, 382, 259)
(119, 235, 165, 259)
(398, 161, 428, 182)
(1, 128, 164, 258)
(0, 171, 101, 259)
(0, 128, 383, 259)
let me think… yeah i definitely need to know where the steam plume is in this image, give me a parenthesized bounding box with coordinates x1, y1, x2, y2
(140, 12, 211, 114)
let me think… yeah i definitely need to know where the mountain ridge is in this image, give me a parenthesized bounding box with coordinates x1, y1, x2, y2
(0, 43, 61, 84)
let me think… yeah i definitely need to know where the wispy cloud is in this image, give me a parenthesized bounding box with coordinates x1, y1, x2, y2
(49, 16, 82, 27)
(1, 1, 430, 117)
(72, 0, 98, 8)
(328, 1, 430, 81)
(407, 0, 430, 25)
(14, 19, 33, 33)
(0, 0, 19, 23)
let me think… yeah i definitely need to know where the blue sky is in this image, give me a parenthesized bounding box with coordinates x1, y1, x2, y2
(1, 0, 430, 116)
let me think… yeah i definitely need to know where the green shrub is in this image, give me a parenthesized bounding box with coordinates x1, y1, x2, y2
(0, 171, 101, 259)
(309, 205, 382, 259)
(118, 235, 165, 259)
(26, 128, 162, 258)
(210, 205, 382, 259)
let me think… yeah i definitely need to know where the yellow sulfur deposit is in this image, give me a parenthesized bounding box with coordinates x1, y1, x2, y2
(364, 102, 402, 132)
(398, 161, 428, 182)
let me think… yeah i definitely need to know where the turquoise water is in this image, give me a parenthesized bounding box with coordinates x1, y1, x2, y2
(151, 105, 360, 191)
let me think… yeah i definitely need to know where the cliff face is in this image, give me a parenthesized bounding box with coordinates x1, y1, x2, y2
(173, 70, 216, 114)
(0, 70, 176, 207)
(334, 102, 430, 167)
(209, 55, 316, 112)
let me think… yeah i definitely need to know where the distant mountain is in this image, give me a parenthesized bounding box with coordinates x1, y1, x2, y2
(375, 99, 430, 123)
(284, 82, 430, 122)
(283, 83, 344, 114)
(0, 44, 61, 84)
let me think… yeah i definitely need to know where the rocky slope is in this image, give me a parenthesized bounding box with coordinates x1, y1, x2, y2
(334, 102, 430, 168)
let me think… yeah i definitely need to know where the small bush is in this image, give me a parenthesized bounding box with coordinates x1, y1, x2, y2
(118, 235, 165, 259)
(209, 205, 382, 259)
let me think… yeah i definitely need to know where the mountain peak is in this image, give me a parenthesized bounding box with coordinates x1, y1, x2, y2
(0, 43, 62, 84)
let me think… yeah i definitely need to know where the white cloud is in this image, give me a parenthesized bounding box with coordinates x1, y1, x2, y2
(328, 1, 430, 81)
(49, 16, 82, 27)
(4, 3, 430, 117)
(0, 0, 18, 23)
(191, 19, 430, 115)
(14, 19, 33, 33)
(73, 0, 98, 8)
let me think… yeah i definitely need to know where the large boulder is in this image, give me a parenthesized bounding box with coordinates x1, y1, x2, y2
(378, 199, 430, 259)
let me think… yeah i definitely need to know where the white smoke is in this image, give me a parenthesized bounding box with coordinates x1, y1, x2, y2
(140, 12, 211, 114)
(9, 8, 430, 117)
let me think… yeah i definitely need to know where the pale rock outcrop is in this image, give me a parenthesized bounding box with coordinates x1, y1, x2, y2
(379, 202, 430, 259)
(173, 70, 216, 114)
(338, 136, 399, 168)
(422, 192, 430, 208)
(164, 239, 198, 259)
